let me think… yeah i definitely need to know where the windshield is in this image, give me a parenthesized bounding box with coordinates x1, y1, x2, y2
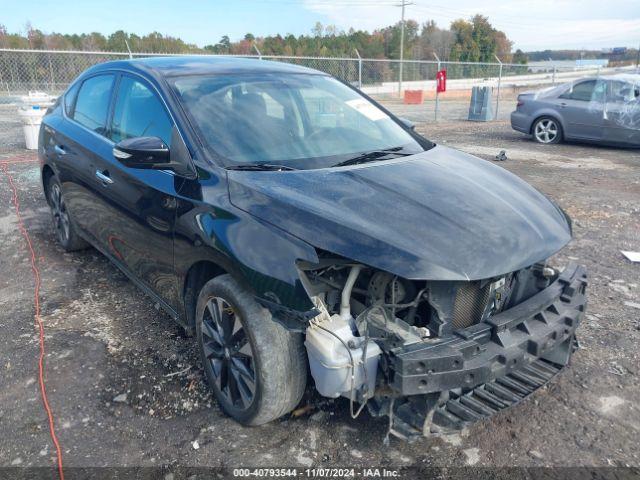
(171, 73, 430, 169)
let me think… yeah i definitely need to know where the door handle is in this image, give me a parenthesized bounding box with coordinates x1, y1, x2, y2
(54, 145, 66, 156)
(95, 169, 114, 185)
(560, 102, 567, 108)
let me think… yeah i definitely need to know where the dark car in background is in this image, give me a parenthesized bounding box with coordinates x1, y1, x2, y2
(511, 74, 640, 146)
(39, 56, 587, 440)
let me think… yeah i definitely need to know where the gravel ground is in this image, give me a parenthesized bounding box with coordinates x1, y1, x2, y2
(0, 120, 639, 475)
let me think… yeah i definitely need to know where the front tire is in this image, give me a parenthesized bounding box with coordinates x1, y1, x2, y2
(195, 274, 307, 425)
(46, 175, 89, 251)
(532, 117, 562, 144)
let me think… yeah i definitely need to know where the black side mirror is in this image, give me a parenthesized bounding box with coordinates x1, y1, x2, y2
(113, 136, 169, 167)
(113, 128, 196, 179)
(398, 117, 416, 131)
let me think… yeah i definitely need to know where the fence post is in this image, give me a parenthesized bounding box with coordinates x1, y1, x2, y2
(433, 52, 440, 122)
(124, 39, 133, 59)
(494, 55, 502, 121)
(552, 66, 556, 85)
(47, 52, 54, 91)
(354, 49, 362, 89)
(253, 43, 262, 60)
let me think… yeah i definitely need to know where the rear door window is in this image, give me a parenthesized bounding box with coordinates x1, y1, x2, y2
(560, 80, 606, 102)
(72, 74, 115, 135)
(110, 76, 173, 146)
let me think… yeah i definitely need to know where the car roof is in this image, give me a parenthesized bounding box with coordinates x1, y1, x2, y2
(602, 73, 640, 83)
(570, 73, 640, 83)
(89, 55, 324, 78)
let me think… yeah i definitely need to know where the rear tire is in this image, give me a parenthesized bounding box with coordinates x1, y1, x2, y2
(196, 274, 307, 425)
(532, 117, 562, 144)
(46, 175, 89, 252)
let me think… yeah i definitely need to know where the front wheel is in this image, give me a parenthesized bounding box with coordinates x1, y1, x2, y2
(195, 274, 307, 425)
(532, 117, 562, 144)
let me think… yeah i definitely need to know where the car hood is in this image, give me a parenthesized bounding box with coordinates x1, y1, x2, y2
(227, 145, 572, 281)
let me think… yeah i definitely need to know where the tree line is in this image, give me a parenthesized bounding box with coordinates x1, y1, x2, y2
(0, 16, 528, 63)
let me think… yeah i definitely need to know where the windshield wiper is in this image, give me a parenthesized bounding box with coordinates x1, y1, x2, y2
(331, 147, 413, 168)
(226, 163, 297, 171)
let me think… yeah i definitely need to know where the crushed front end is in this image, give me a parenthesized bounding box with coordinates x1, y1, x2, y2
(296, 257, 587, 440)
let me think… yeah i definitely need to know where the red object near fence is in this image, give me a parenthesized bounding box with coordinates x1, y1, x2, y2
(436, 69, 447, 93)
(403, 90, 424, 104)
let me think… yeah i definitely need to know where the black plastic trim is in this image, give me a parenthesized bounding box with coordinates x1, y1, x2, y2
(389, 263, 587, 396)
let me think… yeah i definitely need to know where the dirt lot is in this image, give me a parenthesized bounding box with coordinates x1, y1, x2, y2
(0, 120, 639, 475)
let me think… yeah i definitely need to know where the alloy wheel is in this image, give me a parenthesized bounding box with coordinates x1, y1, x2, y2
(50, 183, 70, 243)
(200, 297, 256, 410)
(534, 119, 559, 144)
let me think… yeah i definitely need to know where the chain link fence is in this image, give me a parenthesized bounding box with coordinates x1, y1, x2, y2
(1, 48, 636, 152)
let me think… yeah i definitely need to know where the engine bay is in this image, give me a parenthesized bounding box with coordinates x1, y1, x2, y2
(295, 254, 577, 439)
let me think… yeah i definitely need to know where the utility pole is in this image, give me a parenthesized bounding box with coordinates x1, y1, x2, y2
(396, 0, 413, 97)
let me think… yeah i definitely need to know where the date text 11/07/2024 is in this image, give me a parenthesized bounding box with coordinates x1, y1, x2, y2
(232, 468, 401, 478)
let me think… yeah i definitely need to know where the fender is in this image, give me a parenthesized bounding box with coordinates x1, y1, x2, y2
(173, 170, 319, 317)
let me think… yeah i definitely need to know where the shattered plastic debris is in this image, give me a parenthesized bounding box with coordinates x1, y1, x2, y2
(621, 251, 640, 263)
(495, 150, 507, 161)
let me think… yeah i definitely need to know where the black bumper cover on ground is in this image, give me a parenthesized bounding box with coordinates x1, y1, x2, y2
(388, 263, 587, 433)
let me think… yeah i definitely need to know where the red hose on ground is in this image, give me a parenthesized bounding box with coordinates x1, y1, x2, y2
(1, 164, 65, 479)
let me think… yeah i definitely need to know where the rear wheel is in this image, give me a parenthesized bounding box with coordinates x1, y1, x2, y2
(46, 176, 89, 251)
(196, 274, 307, 425)
(532, 117, 562, 144)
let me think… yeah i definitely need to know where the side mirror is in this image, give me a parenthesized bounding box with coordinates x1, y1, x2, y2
(113, 136, 169, 168)
(113, 128, 196, 179)
(398, 117, 416, 131)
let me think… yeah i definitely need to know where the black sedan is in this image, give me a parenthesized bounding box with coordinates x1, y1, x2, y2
(39, 56, 586, 438)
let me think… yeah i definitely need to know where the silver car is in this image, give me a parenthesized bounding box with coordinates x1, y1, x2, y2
(511, 74, 640, 146)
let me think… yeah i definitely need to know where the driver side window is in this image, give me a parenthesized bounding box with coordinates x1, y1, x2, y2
(110, 76, 173, 146)
(609, 80, 640, 103)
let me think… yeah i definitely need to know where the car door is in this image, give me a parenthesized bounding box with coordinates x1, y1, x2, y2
(86, 73, 183, 313)
(557, 79, 606, 141)
(604, 80, 640, 146)
(53, 73, 118, 246)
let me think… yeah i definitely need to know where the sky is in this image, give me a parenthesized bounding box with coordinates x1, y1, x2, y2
(3, 0, 640, 52)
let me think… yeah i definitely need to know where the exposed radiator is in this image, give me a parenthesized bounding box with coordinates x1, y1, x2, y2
(451, 281, 492, 329)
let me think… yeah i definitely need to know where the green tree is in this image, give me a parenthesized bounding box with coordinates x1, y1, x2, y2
(1, 17, 514, 65)
(513, 49, 528, 64)
(107, 30, 130, 51)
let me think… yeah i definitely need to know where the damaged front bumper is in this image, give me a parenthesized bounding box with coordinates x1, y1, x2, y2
(380, 263, 587, 436)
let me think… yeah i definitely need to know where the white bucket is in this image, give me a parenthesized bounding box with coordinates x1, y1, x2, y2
(18, 106, 47, 150)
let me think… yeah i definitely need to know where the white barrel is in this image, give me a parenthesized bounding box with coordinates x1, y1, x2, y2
(18, 107, 47, 150)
